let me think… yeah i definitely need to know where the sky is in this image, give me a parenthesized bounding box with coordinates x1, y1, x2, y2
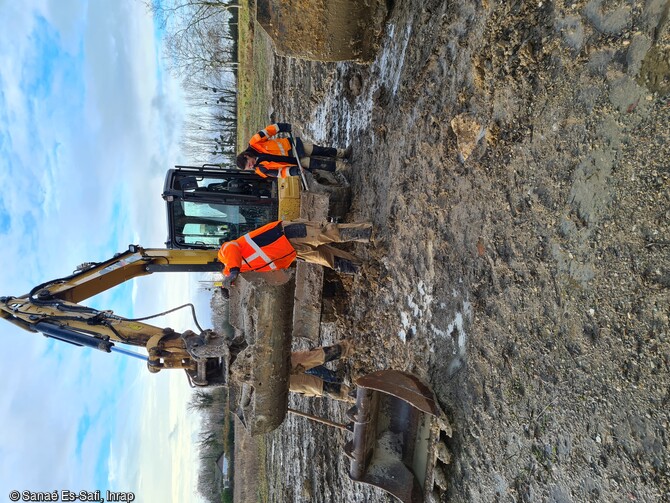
(0, 1, 211, 501)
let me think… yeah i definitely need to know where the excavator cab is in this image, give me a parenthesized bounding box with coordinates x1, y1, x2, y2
(162, 165, 278, 249)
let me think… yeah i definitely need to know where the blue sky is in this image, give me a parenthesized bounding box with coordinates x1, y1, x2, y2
(0, 1, 209, 500)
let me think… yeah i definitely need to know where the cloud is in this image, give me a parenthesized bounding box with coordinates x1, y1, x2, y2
(0, 1, 203, 501)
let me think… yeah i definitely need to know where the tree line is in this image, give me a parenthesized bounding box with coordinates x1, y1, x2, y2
(185, 290, 237, 503)
(143, 2, 242, 501)
(146, 0, 240, 166)
(189, 387, 234, 503)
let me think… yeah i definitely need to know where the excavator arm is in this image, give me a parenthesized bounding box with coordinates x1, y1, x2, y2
(0, 245, 231, 387)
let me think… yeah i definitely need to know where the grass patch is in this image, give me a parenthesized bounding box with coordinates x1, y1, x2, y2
(237, 0, 273, 152)
(234, 8, 272, 501)
(256, 437, 269, 502)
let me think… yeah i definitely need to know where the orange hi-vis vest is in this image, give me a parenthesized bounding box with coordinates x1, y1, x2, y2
(249, 124, 292, 157)
(255, 164, 294, 179)
(249, 124, 296, 178)
(217, 221, 297, 276)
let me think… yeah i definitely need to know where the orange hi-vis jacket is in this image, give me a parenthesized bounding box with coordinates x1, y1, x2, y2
(249, 123, 299, 179)
(217, 221, 297, 276)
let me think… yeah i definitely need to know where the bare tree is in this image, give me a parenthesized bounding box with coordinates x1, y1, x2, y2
(146, 0, 240, 79)
(178, 74, 238, 164)
(189, 389, 216, 411)
(146, 1, 240, 167)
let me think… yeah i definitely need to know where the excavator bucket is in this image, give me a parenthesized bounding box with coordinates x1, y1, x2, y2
(344, 370, 452, 503)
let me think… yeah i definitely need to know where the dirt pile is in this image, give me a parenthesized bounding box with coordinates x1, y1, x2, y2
(256, 0, 387, 62)
(237, 0, 670, 501)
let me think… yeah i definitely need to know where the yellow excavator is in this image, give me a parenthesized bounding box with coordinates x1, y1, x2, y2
(1, 164, 451, 503)
(0, 160, 349, 386)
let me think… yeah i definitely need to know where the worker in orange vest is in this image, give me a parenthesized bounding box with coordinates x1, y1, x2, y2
(236, 122, 352, 179)
(217, 220, 372, 287)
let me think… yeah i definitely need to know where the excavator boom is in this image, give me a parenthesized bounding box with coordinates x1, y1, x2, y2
(1, 245, 230, 386)
(29, 245, 220, 303)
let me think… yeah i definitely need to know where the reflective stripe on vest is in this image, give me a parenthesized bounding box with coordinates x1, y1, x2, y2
(243, 235, 278, 270)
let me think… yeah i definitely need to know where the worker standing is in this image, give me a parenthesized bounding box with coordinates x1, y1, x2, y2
(236, 122, 352, 179)
(217, 220, 372, 286)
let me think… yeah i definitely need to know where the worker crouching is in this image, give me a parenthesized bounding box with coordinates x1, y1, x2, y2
(289, 341, 356, 402)
(219, 221, 369, 402)
(218, 220, 373, 287)
(237, 122, 352, 178)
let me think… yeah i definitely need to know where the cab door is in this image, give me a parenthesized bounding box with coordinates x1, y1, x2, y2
(163, 166, 278, 249)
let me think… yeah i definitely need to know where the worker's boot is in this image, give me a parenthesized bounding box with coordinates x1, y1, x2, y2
(333, 257, 360, 274)
(305, 365, 340, 383)
(311, 145, 352, 159)
(337, 145, 353, 159)
(309, 158, 349, 172)
(311, 145, 338, 158)
(323, 381, 356, 403)
(338, 224, 373, 243)
(322, 340, 356, 363)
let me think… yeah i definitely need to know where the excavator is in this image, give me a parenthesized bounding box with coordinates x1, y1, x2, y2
(1, 163, 451, 502)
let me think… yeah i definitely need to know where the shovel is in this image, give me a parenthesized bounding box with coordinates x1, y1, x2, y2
(288, 132, 310, 191)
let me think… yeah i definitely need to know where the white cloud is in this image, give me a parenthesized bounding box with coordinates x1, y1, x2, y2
(44, 0, 85, 52)
(0, 0, 205, 501)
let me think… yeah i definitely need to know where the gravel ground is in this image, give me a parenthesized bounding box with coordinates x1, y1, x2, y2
(243, 1, 670, 501)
